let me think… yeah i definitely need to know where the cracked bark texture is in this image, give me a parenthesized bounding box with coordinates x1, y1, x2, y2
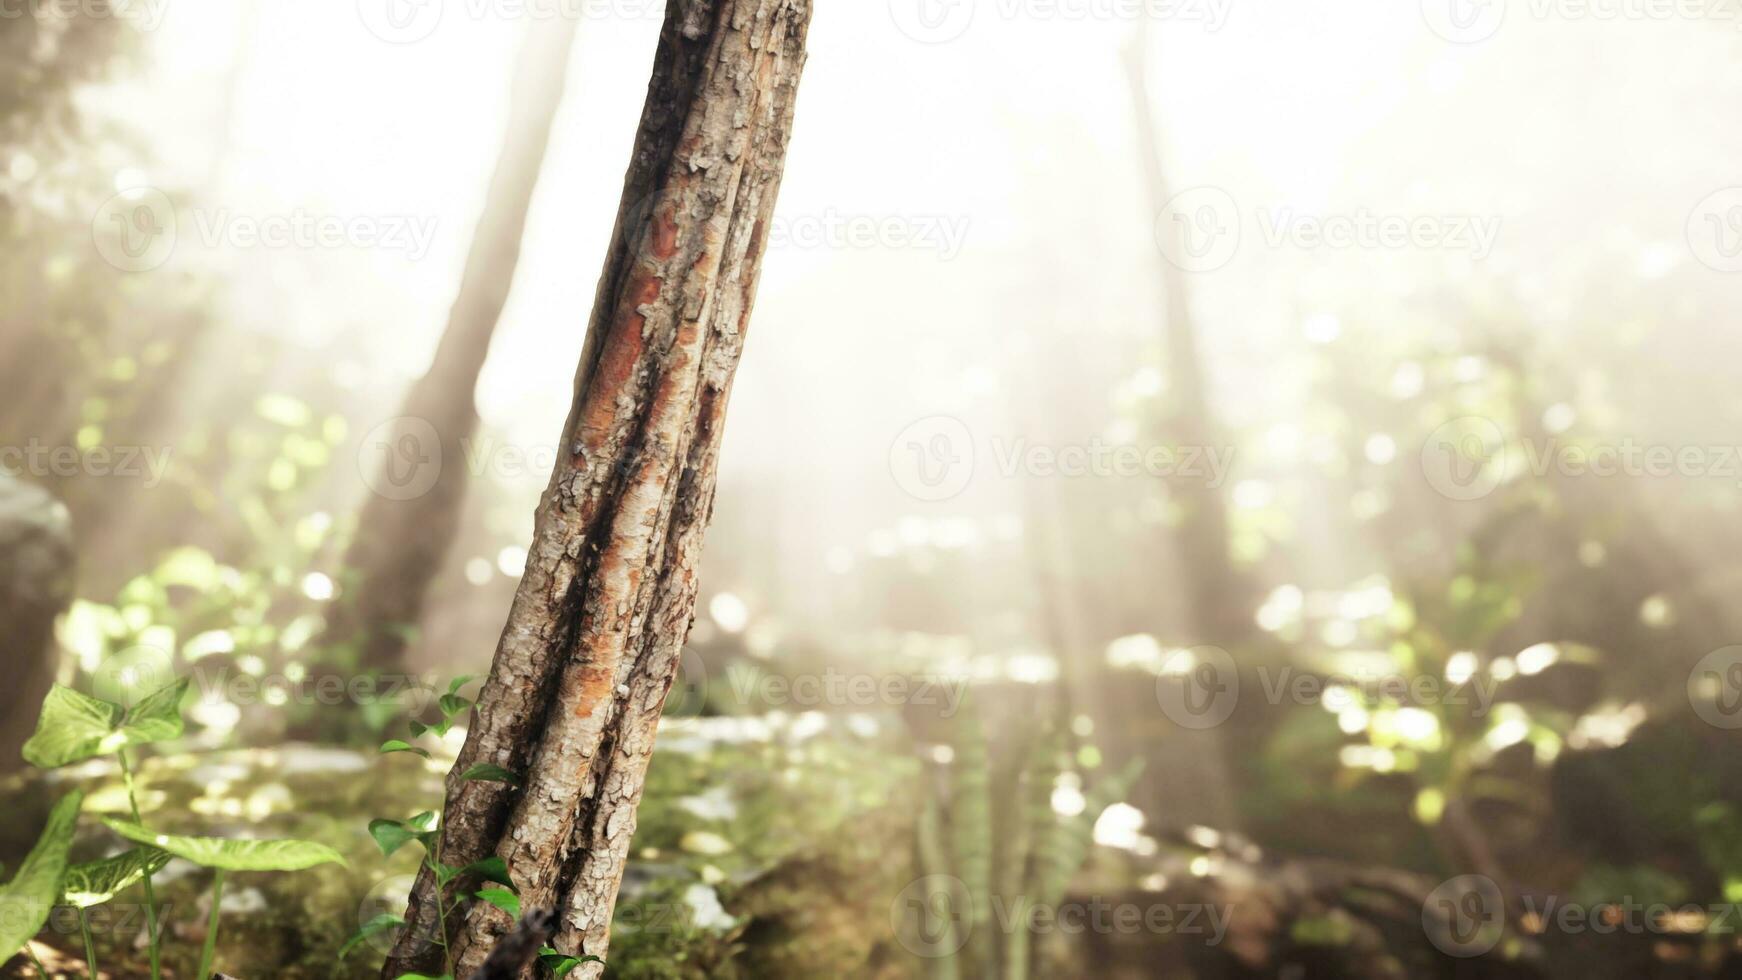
(322, 20, 578, 676)
(381, 1, 813, 976)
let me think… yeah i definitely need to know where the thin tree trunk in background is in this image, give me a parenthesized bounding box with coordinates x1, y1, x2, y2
(1125, 25, 1247, 830)
(383, 2, 812, 976)
(323, 20, 578, 673)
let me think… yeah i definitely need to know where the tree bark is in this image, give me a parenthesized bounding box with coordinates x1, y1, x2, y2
(323, 19, 578, 674)
(382, 2, 812, 976)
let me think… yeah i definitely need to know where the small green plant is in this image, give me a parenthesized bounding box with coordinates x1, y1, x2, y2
(910, 707, 1143, 980)
(15, 676, 345, 979)
(344, 676, 586, 980)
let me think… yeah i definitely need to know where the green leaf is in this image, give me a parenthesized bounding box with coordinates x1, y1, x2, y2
(120, 678, 189, 745)
(368, 819, 427, 858)
(339, 913, 405, 960)
(475, 887, 519, 920)
(101, 819, 347, 872)
(407, 811, 437, 831)
(21, 686, 121, 768)
(21, 679, 189, 768)
(59, 847, 171, 908)
(460, 856, 514, 889)
(0, 792, 83, 958)
(431, 860, 459, 886)
(392, 974, 452, 980)
(380, 740, 430, 759)
(437, 694, 470, 720)
(540, 947, 603, 977)
(458, 763, 520, 786)
(446, 675, 476, 696)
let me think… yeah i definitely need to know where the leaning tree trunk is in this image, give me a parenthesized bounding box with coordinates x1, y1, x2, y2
(382, 2, 812, 976)
(322, 19, 578, 674)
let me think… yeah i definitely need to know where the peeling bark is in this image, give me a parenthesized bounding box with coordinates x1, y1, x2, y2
(324, 20, 578, 674)
(382, 2, 813, 976)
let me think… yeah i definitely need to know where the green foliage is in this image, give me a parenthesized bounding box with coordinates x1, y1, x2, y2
(59, 847, 172, 909)
(22, 678, 188, 767)
(348, 676, 523, 978)
(540, 945, 603, 976)
(18, 675, 341, 978)
(101, 818, 347, 871)
(0, 792, 84, 960)
(911, 707, 1142, 980)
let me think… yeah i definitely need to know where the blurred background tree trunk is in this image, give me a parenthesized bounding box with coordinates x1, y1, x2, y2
(319, 19, 579, 676)
(383, 1, 814, 976)
(0, 475, 75, 773)
(1124, 23, 1251, 832)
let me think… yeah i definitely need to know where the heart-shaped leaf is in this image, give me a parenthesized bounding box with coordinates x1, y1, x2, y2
(475, 887, 519, 920)
(101, 819, 347, 872)
(380, 740, 430, 759)
(458, 763, 520, 786)
(437, 694, 470, 720)
(22, 680, 189, 769)
(0, 792, 83, 957)
(339, 913, 406, 960)
(59, 846, 172, 909)
(461, 856, 514, 889)
(119, 678, 189, 745)
(368, 818, 434, 858)
(432, 856, 512, 889)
